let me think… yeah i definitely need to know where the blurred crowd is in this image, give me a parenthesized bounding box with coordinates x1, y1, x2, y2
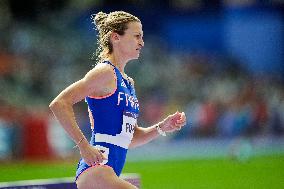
(0, 0, 283, 160)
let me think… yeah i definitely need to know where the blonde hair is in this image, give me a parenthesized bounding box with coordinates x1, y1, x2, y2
(91, 11, 140, 62)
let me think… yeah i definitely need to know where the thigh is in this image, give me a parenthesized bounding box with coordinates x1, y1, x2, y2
(76, 165, 138, 189)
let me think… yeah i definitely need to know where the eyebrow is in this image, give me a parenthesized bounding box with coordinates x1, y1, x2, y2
(134, 32, 143, 36)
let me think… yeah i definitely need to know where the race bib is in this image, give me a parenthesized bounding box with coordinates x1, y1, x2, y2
(122, 111, 137, 138)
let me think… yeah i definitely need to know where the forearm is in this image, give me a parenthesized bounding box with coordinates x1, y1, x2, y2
(129, 123, 162, 148)
(129, 111, 187, 149)
(49, 99, 87, 146)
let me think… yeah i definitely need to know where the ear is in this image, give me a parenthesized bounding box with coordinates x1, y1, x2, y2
(110, 32, 120, 43)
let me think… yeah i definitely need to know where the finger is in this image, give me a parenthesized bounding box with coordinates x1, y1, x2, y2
(177, 117, 186, 124)
(175, 111, 181, 117)
(174, 123, 185, 129)
(180, 112, 185, 119)
(102, 154, 108, 160)
(88, 160, 95, 166)
(173, 124, 182, 130)
(99, 154, 105, 162)
(83, 157, 93, 166)
(176, 114, 186, 122)
(97, 150, 107, 160)
(177, 113, 186, 123)
(97, 149, 107, 160)
(96, 153, 103, 163)
(180, 112, 186, 120)
(176, 121, 186, 127)
(96, 158, 102, 164)
(92, 157, 100, 165)
(171, 113, 181, 123)
(98, 149, 103, 156)
(92, 148, 103, 163)
(178, 112, 186, 120)
(176, 119, 183, 124)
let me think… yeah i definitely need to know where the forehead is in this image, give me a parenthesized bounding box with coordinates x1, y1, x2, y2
(125, 22, 143, 34)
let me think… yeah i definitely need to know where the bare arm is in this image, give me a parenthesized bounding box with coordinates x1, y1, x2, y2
(129, 112, 186, 148)
(124, 76, 158, 148)
(128, 125, 159, 148)
(126, 76, 187, 148)
(49, 63, 115, 165)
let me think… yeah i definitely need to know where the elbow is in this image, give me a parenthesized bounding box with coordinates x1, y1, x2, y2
(129, 141, 142, 149)
(128, 143, 135, 149)
(128, 138, 141, 149)
(49, 98, 63, 112)
(128, 144, 136, 149)
(128, 138, 137, 149)
(49, 100, 57, 111)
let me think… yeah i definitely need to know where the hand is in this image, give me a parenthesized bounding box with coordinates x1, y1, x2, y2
(78, 140, 107, 166)
(160, 111, 186, 133)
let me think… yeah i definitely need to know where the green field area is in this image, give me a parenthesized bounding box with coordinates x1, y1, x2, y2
(0, 155, 284, 189)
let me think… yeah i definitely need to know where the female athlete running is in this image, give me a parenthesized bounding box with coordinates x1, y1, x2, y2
(49, 11, 186, 189)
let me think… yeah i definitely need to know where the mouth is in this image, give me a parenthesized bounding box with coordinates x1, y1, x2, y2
(136, 46, 143, 51)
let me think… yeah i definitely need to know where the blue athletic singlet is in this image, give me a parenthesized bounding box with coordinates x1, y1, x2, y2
(75, 61, 139, 181)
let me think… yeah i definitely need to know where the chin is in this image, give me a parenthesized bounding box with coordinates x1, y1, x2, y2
(135, 53, 141, 59)
(130, 55, 140, 60)
(127, 52, 140, 61)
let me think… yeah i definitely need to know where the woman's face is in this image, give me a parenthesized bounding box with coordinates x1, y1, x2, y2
(115, 21, 144, 60)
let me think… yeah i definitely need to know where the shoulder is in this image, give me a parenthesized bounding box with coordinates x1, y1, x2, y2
(89, 63, 114, 76)
(81, 63, 116, 97)
(85, 63, 115, 83)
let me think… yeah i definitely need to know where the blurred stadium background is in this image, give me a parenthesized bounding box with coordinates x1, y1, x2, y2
(0, 0, 284, 188)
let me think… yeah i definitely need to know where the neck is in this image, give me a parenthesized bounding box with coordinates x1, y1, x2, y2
(107, 53, 128, 74)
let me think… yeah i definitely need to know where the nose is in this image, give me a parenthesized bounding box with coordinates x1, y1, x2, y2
(139, 38, 144, 47)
